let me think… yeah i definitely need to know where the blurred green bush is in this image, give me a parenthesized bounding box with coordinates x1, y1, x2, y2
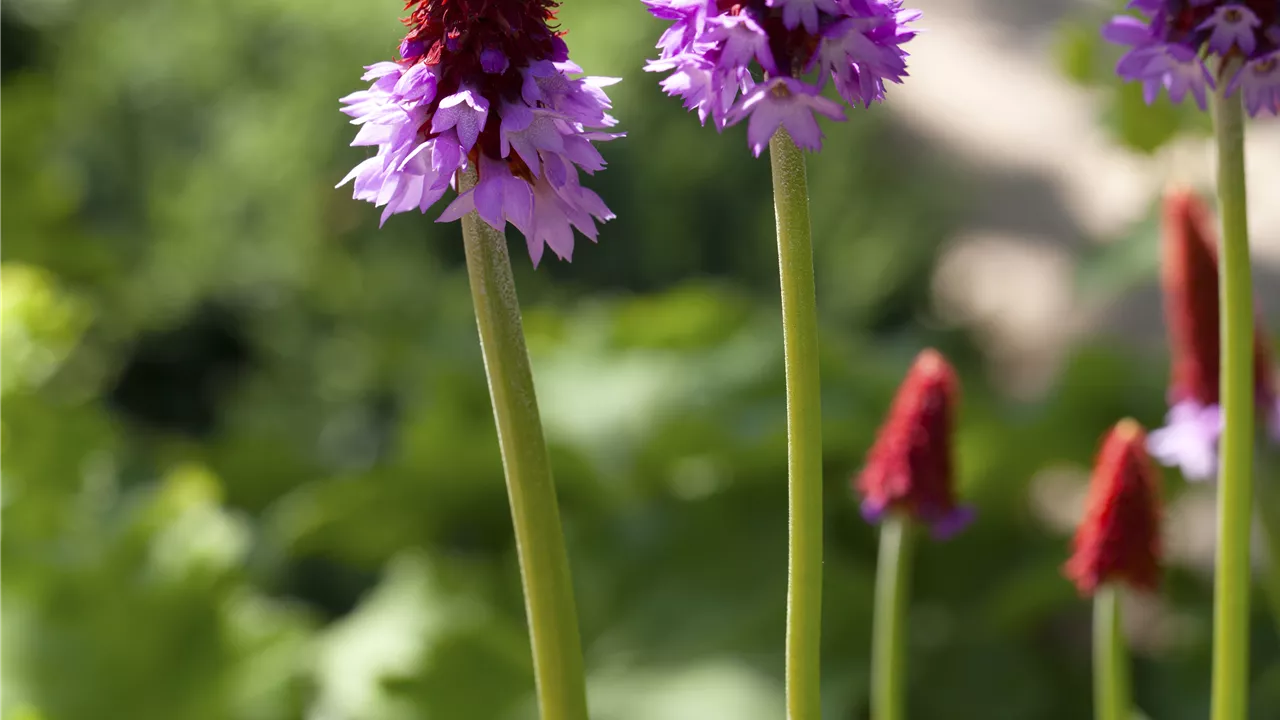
(3, 1, 1279, 719)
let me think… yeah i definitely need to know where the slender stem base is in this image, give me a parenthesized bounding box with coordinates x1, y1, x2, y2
(871, 513, 914, 720)
(1094, 585, 1131, 720)
(1210, 83, 1254, 720)
(459, 169, 589, 720)
(768, 129, 824, 720)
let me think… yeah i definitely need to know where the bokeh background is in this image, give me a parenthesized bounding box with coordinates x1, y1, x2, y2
(6, 0, 1280, 718)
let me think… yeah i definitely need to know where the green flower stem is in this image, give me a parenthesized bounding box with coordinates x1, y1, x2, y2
(1094, 584, 1131, 720)
(768, 128, 824, 720)
(1210, 80, 1254, 720)
(871, 512, 914, 720)
(458, 168, 589, 720)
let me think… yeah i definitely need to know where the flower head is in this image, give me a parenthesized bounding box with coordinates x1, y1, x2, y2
(856, 349, 973, 538)
(1103, 1, 1280, 117)
(1064, 419, 1163, 596)
(1147, 188, 1279, 479)
(643, 0, 921, 155)
(337, 0, 623, 265)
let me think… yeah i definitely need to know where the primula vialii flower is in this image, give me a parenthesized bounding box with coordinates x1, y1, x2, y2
(642, 0, 921, 155)
(1104, 1, 1280, 117)
(856, 349, 973, 538)
(1065, 420, 1163, 595)
(338, 0, 622, 266)
(1146, 189, 1280, 480)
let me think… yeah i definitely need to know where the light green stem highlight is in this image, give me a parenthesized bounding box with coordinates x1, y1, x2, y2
(1210, 81, 1254, 720)
(768, 129, 824, 720)
(872, 513, 914, 720)
(459, 169, 589, 720)
(1094, 584, 1131, 720)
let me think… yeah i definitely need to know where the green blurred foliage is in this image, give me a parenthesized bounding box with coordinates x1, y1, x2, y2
(3, 1, 1279, 719)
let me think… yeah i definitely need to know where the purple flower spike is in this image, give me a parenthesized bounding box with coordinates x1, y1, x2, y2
(643, 0, 921, 153)
(1103, 1, 1280, 117)
(337, 0, 622, 265)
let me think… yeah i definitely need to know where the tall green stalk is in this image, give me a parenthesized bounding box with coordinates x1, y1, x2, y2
(1209, 80, 1254, 720)
(1094, 584, 1131, 720)
(871, 513, 914, 720)
(458, 169, 589, 720)
(768, 129, 824, 720)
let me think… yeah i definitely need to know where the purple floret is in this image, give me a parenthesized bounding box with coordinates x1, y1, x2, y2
(1147, 400, 1224, 481)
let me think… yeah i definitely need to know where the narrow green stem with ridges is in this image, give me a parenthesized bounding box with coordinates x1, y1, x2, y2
(459, 168, 589, 720)
(768, 128, 824, 720)
(1094, 584, 1131, 720)
(1210, 80, 1254, 720)
(871, 513, 914, 720)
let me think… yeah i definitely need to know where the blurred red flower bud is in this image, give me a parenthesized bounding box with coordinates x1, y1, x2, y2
(856, 349, 972, 538)
(1064, 419, 1163, 595)
(1160, 188, 1275, 409)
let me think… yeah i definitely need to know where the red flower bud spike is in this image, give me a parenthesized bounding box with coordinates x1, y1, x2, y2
(1162, 188, 1222, 409)
(1065, 419, 1164, 596)
(856, 349, 973, 539)
(1148, 189, 1280, 480)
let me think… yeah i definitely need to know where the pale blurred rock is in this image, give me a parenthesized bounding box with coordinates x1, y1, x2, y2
(894, 0, 1280, 395)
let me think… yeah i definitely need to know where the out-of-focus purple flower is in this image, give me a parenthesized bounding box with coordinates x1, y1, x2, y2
(1103, 1, 1280, 117)
(1229, 51, 1280, 116)
(337, 0, 623, 266)
(1148, 189, 1280, 480)
(1147, 400, 1223, 480)
(643, 0, 921, 155)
